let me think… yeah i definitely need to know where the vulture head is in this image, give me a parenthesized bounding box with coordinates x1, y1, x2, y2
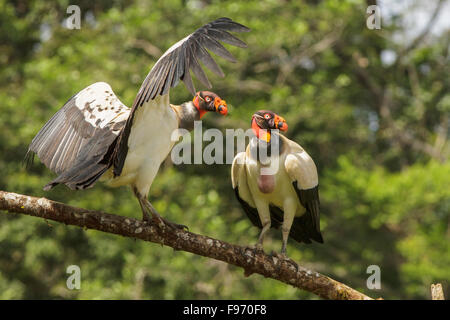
(251, 110, 288, 142)
(252, 110, 288, 142)
(193, 91, 228, 118)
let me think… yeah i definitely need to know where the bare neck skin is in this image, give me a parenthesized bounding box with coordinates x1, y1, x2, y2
(249, 129, 284, 161)
(170, 101, 200, 131)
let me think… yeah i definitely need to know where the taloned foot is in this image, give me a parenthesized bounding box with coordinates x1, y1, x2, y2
(135, 189, 189, 231)
(160, 216, 189, 231)
(242, 243, 265, 277)
(143, 208, 188, 231)
(244, 243, 265, 257)
(270, 250, 299, 272)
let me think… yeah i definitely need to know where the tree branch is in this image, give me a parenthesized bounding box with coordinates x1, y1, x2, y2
(401, 0, 445, 55)
(132, 39, 162, 58)
(0, 190, 374, 300)
(333, 44, 446, 162)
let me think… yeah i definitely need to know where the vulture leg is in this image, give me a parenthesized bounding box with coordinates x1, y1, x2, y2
(133, 188, 188, 230)
(280, 240, 288, 256)
(142, 197, 188, 230)
(257, 223, 271, 249)
(280, 201, 296, 256)
(255, 201, 271, 251)
(136, 195, 153, 222)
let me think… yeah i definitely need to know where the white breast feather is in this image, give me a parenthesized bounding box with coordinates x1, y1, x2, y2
(113, 94, 179, 195)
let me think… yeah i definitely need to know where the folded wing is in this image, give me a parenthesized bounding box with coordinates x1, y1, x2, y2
(285, 152, 323, 243)
(232, 152, 261, 227)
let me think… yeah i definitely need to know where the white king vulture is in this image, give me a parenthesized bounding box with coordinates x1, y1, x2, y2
(231, 110, 323, 255)
(26, 18, 249, 229)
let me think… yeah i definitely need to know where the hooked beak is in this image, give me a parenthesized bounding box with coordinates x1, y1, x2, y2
(275, 115, 288, 132)
(214, 97, 228, 115)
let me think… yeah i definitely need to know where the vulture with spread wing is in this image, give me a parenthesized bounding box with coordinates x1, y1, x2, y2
(26, 18, 249, 229)
(232, 110, 323, 256)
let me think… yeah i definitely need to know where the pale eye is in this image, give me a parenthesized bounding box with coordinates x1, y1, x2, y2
(205, 96, 211, 102)
(264, 114, 271, 119)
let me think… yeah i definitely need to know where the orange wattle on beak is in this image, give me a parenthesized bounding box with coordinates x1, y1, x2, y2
(214, 97, 228, 115)
(275, 115, 288, 132)
(278, 121, 288, 131)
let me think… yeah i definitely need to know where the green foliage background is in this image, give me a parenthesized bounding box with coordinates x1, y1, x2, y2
(0, 0, 448, 299)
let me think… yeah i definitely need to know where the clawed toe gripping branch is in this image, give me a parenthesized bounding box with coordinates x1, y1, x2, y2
(0, 190, 374, 300)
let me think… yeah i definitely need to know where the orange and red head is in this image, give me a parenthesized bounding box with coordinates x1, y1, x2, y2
(193, 91, 227, 118)
(251, 110, 288, 142)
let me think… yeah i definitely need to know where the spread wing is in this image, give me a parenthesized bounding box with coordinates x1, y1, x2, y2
(285, 152, 323, 243)
(26, 82, 130, 190)
(113, 17, 250, 176)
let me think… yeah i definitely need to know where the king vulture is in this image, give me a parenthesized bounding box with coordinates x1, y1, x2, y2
(26, 18, 249, 229)
(231, 110, 323, 255)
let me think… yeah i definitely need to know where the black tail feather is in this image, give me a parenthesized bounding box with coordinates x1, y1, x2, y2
(290, 214, 323, 244)
(269, 205, 323, 244)
(234, 187, 323, 245)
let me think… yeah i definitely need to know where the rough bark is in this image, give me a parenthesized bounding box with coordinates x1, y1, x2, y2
(0, 190, 374, 300)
